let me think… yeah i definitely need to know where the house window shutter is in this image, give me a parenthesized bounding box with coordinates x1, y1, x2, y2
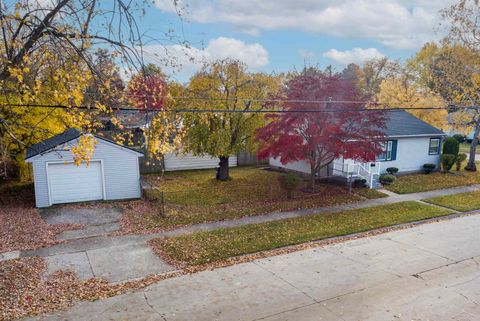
(391, 140, 398, 160)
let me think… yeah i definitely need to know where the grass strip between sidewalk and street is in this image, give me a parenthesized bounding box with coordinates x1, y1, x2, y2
(150, 201, 454, 267)
(423, 190, 480, 212)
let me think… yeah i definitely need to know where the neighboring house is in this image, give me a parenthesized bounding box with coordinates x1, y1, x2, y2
(270, 110, 446, 188)
(164, 153, 237, 171)
(102, 110, 246, 172)
(25, 128, 143, 208)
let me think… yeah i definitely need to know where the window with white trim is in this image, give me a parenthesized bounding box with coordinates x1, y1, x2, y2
(429, 138, 440, 155)
(377, 140, 393, 161)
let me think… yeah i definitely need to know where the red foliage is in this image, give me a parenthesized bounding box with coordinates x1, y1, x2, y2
(256, 70, 387, 186)
(128, 74, 167, 110)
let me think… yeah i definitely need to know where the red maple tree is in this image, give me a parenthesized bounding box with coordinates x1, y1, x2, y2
(256, 69, 387, 191)
(128, 74, 167, 110)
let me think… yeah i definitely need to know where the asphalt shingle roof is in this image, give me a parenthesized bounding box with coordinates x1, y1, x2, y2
(383, 110, 445, 137)
(25, 128, 143, 160)
(25, 128, 82, 160)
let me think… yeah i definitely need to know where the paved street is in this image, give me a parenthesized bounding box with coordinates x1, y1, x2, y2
(31, 213, 480, 321)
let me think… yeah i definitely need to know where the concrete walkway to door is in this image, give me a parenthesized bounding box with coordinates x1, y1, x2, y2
(10, 183, 480, 283)
(29, 211, 480, 321)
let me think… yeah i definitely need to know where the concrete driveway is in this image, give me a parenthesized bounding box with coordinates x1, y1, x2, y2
(34, 206, 175, 282)
(31, 213, 480, 321)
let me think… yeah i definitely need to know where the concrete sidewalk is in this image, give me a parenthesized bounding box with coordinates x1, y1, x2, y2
(30, 212, 480, 321)
(16, 183, 480, 282)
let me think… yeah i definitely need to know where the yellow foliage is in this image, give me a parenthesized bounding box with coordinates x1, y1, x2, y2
(71, 135, 97, 166)
(376, 78, 448, 130)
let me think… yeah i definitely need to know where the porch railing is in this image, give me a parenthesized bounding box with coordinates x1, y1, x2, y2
(331, 160, 381, 188)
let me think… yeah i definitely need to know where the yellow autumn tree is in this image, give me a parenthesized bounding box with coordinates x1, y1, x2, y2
(377, 77, 448, 130)
(184, 59, 283, 180)
(0, 1, 169, 179)
(0, 45, 97, 179)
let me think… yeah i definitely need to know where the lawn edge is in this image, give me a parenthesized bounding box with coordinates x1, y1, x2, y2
(385, 181, 480, 195)
(149, 209, 476, 270)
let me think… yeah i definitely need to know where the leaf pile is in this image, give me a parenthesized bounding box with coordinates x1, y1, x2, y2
(0, 257, 182, 321)
(0, 182, 84, 253)
(0, 206, 82, 253)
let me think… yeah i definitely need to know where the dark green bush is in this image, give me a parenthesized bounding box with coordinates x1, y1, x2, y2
(455, 153, 467, 171)
(353, 178, 367, 188)
(278, 172, 302, 199)
(441, 154, 456, 172)
(423, 163, 436, 174)
(443, 137, 459, 156)
(386, 167, 399, 175)
(379, 174, 396, 185)
(453, 134, 466, 143)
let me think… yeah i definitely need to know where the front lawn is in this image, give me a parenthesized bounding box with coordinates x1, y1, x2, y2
(460, 143, 471, 154)
(385, 164, 480, 194)
(423, 190, 480, 212)
(125, 167, 387, 232)
(150, 201, 453, 267)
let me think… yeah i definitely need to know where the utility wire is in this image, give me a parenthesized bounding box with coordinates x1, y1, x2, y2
(0, 88, 478, 106)
(0, 102, 477, 113)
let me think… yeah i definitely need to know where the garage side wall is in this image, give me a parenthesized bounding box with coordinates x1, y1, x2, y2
(29, 139, 141, 207)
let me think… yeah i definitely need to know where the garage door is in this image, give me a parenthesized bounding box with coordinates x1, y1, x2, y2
(48, 161, 104, 205)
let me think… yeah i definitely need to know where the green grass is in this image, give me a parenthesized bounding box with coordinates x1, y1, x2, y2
(150, 201, 454, 266)
(129, 167, 388, 232)
(423, 190, 480, 212)
(460, 143, 471, 154)
(353, 188, 389, 199)
(385, 162, 480, 194)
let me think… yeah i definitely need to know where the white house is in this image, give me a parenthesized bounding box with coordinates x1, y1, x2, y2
(270, 110, 446, 188)
(25, 129, 143, 207)
(163, 153, 237, 171)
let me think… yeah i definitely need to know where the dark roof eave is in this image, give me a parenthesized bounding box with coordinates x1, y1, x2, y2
(25, 129, 143, 161)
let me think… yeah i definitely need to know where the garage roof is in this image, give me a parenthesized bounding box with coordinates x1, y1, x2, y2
(25, 128, 143, 160)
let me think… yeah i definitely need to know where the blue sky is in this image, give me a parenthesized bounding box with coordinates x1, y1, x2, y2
(136, 0, 456, 82)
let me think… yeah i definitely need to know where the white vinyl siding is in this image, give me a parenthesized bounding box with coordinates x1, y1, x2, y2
(377, 137, 442, 173)
(269, 157, 328, 176)
(269, 136, 442, 176)
(28, 138, 142, 207)
(164, 153, 237, 171)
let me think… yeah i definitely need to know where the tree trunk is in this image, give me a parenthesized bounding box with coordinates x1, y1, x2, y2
(309, 163, 316, 192)
(217, 156, 230, 180)
(465, 122, 480, 171)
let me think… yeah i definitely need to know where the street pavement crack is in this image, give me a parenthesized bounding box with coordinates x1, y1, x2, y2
(84, 250, 96, 278)
(143, 291, 167, 321)
(457, 291, 480, 307)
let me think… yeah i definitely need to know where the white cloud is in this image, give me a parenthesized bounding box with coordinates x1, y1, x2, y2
(155, 0, 455, 49)
(323, 47, 385, 65)
(298, 49, 315, 59)
(141, 37, 269, 79)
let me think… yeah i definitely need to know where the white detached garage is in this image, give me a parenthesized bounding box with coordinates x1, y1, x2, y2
(25, 128, 143, 208)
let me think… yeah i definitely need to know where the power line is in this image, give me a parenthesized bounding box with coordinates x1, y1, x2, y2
(1, 88, 478, 106)
(1, 102, 478, 113)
